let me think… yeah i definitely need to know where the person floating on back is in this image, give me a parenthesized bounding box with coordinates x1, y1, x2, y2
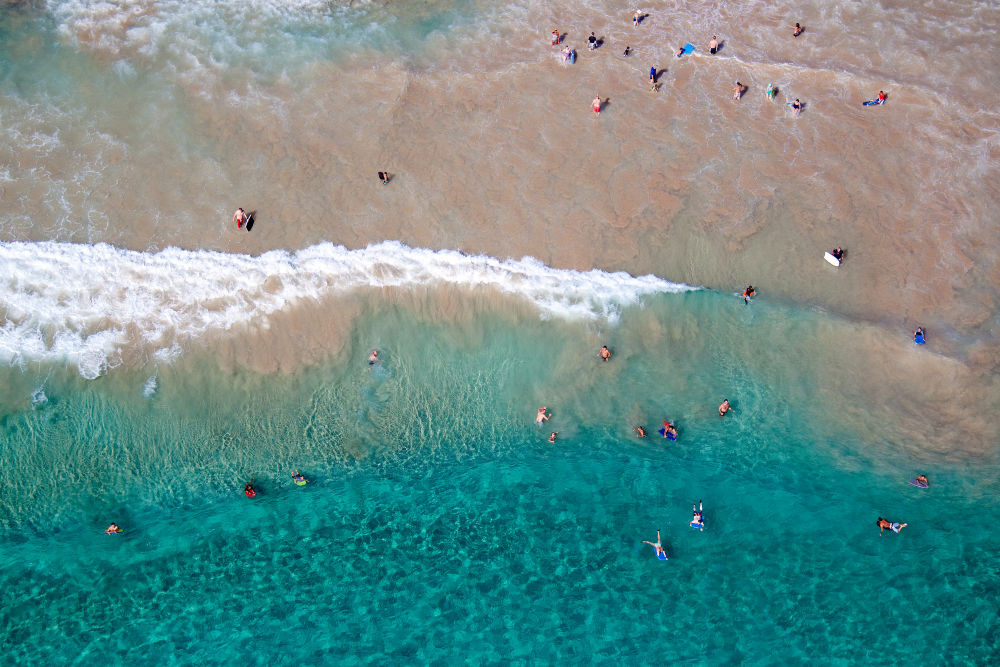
(877, 517, 907, 534)
(642, 530, 668, 560)
(691, 501, 705, 531)
(718, 399, 731, 417)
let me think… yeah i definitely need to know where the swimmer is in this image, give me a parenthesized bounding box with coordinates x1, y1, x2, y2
(662, 419, 677, 439)
(634, 426, 647, 438)
(588, 32, 597, 50)
(378, 171, 390, 184)
(831, 247, 845, 262)
(765, 82, 776, 100)
(877, 90, 886, 103)
(742, 285, 755, 303)
(675, 46, 683, 58)
(877, 517, 907, 534)
(368, 349, 380, 365)
(245, 483, 257, 498)
(642, 530, 668, 560)
(914, 327, 926, 344)
(691, 501, 705, 530)
(915, 475, 930, 488)
(623, 45, 631, 57)
(789, 22, 804, 37)
(731, 81, 745, 101)
(536, 407, 551, 425)
(791, 98, 802, 116)
(649, 66, 656, 84)
(592, 95, 601, 115)
(633, 10, 641, 27)
(709, 35, 718, 54)
(562, 46, 572, 62)
(600, 345, 611, 361)
(718, 399, 730, 417)
(104, 523, 121, 535)
(233, 207, 247, 229)
(551, 29, 559, 46)
(548, 431, 558, 443)
(291, 470, 308, 485)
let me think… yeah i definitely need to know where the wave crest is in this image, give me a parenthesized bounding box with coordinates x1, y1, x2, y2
(0, 241, 696, 378)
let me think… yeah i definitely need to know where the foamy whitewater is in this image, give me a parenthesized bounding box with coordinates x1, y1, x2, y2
(2, 0, 1000, 662)
(1, 240, 695, 378)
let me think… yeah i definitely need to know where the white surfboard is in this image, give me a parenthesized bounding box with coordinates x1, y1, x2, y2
(824, 252, 841, 267)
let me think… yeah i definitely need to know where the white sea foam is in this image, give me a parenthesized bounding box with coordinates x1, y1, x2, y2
(30, 386, 48, 409)
(0, 241, 696, 378)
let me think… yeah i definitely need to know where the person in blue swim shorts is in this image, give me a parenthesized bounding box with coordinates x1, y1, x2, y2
(643, 530, 668, 560)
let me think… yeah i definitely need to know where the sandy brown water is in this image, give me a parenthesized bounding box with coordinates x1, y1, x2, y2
(2, 0, 999, 448)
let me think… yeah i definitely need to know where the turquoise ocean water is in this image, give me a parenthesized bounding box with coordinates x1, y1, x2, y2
(3, 291, 999, 663)
(3, 0, 1000, 663)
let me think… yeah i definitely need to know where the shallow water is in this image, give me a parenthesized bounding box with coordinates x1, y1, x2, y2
(2, 0, 1000, 660)
(3, 295, 999, 662)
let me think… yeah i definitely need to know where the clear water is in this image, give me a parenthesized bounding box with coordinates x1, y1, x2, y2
(2, 294, 998, 662)
(3, 0, 999, 661)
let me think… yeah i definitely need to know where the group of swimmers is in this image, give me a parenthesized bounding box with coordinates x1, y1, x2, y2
(560, 13, 891, 119)
(876, 473, 930, 537)
(242, 470, 309, 498)
(580, 335, 927, 559)
(643, 502, 704, 559)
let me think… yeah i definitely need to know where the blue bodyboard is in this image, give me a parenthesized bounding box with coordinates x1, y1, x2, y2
(682, 43, 694, 54)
